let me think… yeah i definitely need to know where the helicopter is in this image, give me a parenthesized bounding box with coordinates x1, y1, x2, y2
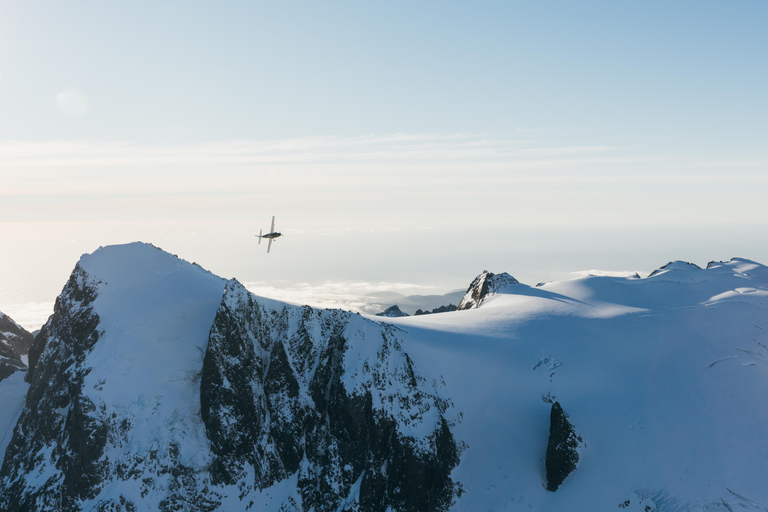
(256, 216, 282, 253)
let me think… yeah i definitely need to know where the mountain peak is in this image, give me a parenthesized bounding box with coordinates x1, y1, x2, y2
(647, 260, 702, 277)
(376, 305, 409, 317)
(457, 270, 519, 310)
(77, 242, 215, 284)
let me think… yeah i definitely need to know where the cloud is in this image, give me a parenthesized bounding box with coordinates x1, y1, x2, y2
(0, 302, 55, 332)
(569, 270, 644, 278)
(0, 134, 601, 171)
(241, 280, 444, 315)
(2, 133, 767, 228)
(0, 134, 762, 186)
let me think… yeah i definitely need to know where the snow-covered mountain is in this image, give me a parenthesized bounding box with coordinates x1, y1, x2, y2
(456, 270, 519, 310)
(375, 305, 410, 317)
(0, 243, 460, 512)
(2, 243, 768, 512)
(363, 290, 465, 316)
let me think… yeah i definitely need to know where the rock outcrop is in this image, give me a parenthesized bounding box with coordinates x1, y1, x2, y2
(0, 265, 106, 511)
(201, 280, 463, 511)
(414, 304, 457, 316)
(0, 312, 33, 382)
(457, 271, 518, 310)
(545, 401, 583, 492)
(647, 260, 702, 278)
(375, 305, 409, 317)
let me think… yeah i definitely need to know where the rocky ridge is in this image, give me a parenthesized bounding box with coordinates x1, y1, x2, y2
(375, 305, 409, 317)
(457, 271, 519, 310)
(414, 304, 457, 316)
(545, 401, 583, 492)
(0, 312, 33, 382)
(202, 280, 462, 511)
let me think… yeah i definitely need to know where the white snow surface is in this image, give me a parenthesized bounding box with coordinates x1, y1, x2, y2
(375, 258, 768, 511)
(0, 372, 29, 464)
(77, 243, 226, 492)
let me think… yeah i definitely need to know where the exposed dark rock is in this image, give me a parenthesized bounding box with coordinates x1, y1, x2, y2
(647, 261, 702, 278)
(414, 304, 457, 316)
(0, 312, 34, 382)
(0, 264, 222, 512)
(457, 271, 519, 310)
(706, 257, 750, 270)
(545, 401, 583, 492)
(375, 305, 409, 317)
(201, 280, 463, 512)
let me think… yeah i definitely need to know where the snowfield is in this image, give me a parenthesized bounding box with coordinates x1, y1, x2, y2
(1, 244, 767, 512)
(378, 258, 768, 511)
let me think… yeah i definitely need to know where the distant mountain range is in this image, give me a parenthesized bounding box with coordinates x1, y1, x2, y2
(2, 243, 768, 511)
(363, 289, 466, 316)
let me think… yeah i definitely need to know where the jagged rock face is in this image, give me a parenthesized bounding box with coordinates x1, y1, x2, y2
(457, 271, 519, 310)
(0, 265, 106, 511)
(375, 305, 409, 317)
(0, 312, 33, 382)
(414, 304, 457, 316)
(201, 280, 463, 512)
(545, 401, 583, 492)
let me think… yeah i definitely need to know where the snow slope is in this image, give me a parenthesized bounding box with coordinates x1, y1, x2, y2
(0, 372, 28, 464)
(378, 259, 768, 511)
(76, 243, 226, 474)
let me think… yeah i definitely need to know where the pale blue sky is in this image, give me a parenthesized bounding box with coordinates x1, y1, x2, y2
(2, 1, 766, 150)
(1, 1, 767, 329)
